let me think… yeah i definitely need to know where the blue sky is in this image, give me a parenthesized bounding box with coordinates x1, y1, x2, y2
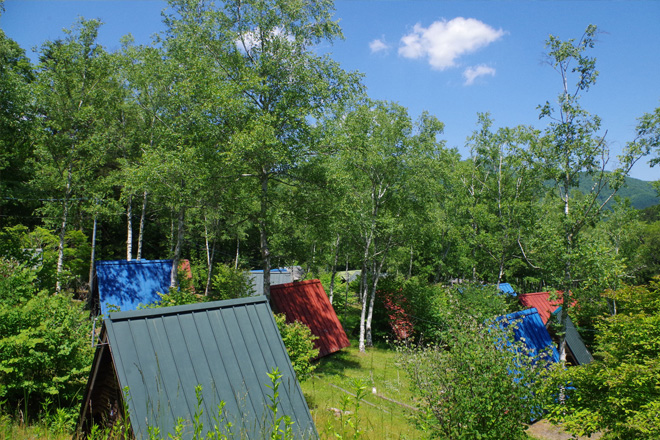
(2, 0, 659, 181)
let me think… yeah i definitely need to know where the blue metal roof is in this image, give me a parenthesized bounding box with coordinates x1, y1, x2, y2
(79, 296, 317, 439)
(95, 259, 172, 315)
(498, 283, 517, 296)
(250, 268, 290, 274)
(496, 308, 560, 364)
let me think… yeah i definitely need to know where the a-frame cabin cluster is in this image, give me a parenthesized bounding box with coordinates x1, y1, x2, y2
(79, 260, 350, 439)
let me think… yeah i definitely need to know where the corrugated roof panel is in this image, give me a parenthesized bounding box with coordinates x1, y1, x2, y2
(518, 291, 563, 324)
(100, 297, 316, 439)
(551, 308, 594, 365)
(270, 280, 350, 358)
(249, 269, 295, 296)
(498, 283, 517, 296)
(95, 259, 173, 315)
(496, 308, 560, 364)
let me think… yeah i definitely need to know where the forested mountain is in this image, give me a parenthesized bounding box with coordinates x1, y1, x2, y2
(576, 173, 659, 209)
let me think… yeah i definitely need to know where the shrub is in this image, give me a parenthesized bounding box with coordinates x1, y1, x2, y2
(273, 314, 318, 381)
(209, 264, 255, 301)
(398, 314, 553, 440)
(370, 276, 447, 343)
(543, 278, 660, 439)
(0, 258, 94, 417)
(144, 287, 200, 308)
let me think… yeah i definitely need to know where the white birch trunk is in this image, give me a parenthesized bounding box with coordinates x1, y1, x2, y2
(126, 195, 132, 261)
(259, 176, 271, 300)
(136, 190, 147, 260)
(329, 233, 340, 304)
(203, 218, 216, 296)
(358, 279, 369, 352)
(234, 236, 240, 270)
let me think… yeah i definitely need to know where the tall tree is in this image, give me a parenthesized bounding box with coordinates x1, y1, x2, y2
(631, 106, 660, 169)
(329, 100, 447, 352)
(533, 25, 648, 360)
(31, 19, 120, 292)
(0, 28, 35, 228)
(162, 0, 361, 298)
(461, 114, 542, 284)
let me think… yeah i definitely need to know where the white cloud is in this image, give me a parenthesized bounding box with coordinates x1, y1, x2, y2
(236, 27, 293, 52)
(398, 17, 505, 70)
(369, 38, 390, 54)
(463, 64, 496, 85)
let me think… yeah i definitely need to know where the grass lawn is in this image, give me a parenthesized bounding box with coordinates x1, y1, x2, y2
(301, 339, 425, 440)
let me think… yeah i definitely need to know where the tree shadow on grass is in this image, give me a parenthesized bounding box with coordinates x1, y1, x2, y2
(314, 350, 362, 377)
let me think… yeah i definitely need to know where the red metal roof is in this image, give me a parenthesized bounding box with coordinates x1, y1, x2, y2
(518, 291, 564, 324)
(270, 279, 350, 358)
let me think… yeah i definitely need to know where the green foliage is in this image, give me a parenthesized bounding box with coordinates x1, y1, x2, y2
(0, 28, 35, 221)
(324, 378, 368, 440)
(399, 314, 552, 440)
(134, 285, 200, 310)
(209, 264, 255, 301)
(370, 276, 446, 343)
(265, 368, 295, 440)
(636, 220, 660, 283)
(630, 106, 660, 168)
(273, 314, 319, 381)
(0, 258, 94, 417)
(448, 282, 515, 323)
(0, 258, 43, 307)
(639, 203, 660, 223)
(0, 225, 90, 293)
(543, 278, 660, 439)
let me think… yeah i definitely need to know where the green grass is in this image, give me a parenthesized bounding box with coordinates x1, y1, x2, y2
(0, 414, 71, 440)
(301, 336, 425, 440)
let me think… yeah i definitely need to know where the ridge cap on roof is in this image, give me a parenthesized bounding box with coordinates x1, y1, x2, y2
(498, 307, 539, 321)
(106, 296, 268, 322)
(96, 259, 173, 266)
(271, 279, 320, 290)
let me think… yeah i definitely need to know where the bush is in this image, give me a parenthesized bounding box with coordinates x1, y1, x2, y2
(273, 314, 318, 381)
(398, 314, 553, 440)
(370, 276, 448, 343)
(543, 278, 660, 439)
(209, 264, 255, 301)
(0, 258, 94, 418)
(142, 286, 201, 308)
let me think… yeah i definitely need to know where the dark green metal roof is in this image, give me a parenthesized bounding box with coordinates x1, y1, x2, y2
(553, 307, 594, 365)
(99, 296, 316, 439)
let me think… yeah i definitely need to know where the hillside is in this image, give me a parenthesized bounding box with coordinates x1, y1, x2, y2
(575, 173, 659, 210)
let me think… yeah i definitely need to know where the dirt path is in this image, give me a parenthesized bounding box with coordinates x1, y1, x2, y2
(528, 420, 602, 440)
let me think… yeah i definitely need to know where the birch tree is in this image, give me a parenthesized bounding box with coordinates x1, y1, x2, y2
(330, 101, 447, 352)
(534, 25, 648, 360)
(32, 19, 119, 292)
(0, 28, 35, 228)
(462, 114, 542, 285)
(162, 0, 361, 298)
